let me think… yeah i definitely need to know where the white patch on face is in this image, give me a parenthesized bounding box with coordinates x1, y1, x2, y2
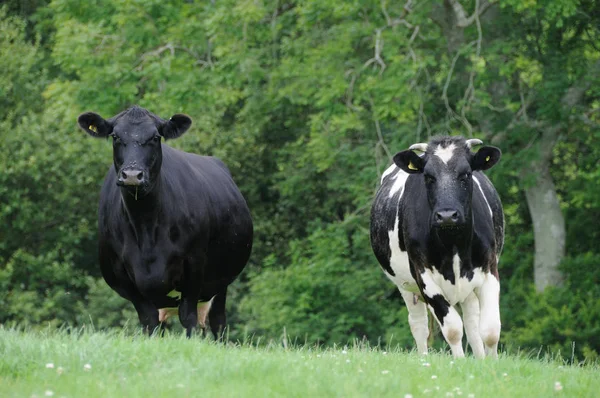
(433, 143, 456, 164)
(388, 169, 410, 198)
(384, 215, 419, 293)
(473, 175, 493, 218)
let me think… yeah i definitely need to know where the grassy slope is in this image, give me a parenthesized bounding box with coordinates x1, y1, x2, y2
(0, 328, 598, 398)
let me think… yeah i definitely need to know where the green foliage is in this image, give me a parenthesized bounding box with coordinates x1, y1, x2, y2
(0, 7, 46, 128)
(1, 0, 599, 362)
(240, 221, 413, 347)
(0, 249, 86, 327)
(503, 253, 600, 362)
(75, 277, 138, 329)
(0, 108, 109, 326)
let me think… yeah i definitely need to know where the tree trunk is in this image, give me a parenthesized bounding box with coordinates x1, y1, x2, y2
(523, 150, 566, 292)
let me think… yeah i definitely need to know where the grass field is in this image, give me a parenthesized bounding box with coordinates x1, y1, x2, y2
(1, 328, 598, 398)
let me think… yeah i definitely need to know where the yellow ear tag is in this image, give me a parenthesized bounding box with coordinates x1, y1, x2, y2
(89, 125, 98, 134)
(485, 155, 491, 162)
(408, 161, 418, 171)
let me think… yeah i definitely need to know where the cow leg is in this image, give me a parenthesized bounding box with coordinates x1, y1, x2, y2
(419, 273, 465, 358)
(460, 292, 485, 358)
(179, 296, 199, 338)
(399, 289, 429, 355)
(476, 273, 501, 358)
(208, 289, 228, 342)
(132, 299, 160, 335)
(100, 263, 161, 336)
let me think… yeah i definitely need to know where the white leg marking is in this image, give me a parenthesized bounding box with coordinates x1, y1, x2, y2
(433, 143, 456, 164)
(476, 273, 501, 358)
(436, 306, 465, 358)
(421, 271, 465, 358)
(473, 176, 493, 218)
(460, 292, 485, 358)
(400, 289, 429, 355)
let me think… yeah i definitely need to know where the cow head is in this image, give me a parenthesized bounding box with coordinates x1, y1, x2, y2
(78, 106, 192, 196)
(393, 137, 501, 231)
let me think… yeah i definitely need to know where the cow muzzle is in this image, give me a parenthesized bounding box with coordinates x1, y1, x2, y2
(117, 168, 146, 186)
(433, 209, 463, 228)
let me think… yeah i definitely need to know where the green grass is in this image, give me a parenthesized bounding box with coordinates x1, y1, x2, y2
(0, 328, 598, 397)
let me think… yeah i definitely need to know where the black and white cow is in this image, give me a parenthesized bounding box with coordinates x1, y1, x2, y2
(370, 136, 504, 358)
(77, 106, 253, 338)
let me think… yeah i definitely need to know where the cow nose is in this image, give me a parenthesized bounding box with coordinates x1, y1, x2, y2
(435, 209, 459, 226)
(118, 169, 144, 186)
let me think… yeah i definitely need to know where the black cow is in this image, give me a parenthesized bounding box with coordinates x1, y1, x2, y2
(77, 106, 253, 338)
(370, 136, 504, 358)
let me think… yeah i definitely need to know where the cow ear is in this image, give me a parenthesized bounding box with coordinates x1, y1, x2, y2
(77, 112, 112, 138)
(393, 150, 425, 174)
(471, 146, 501, 171)
(160, 114, 192, 140)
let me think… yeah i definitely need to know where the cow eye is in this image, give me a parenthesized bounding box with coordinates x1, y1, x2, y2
(153, 135, 161, 142)
(458, 172, 471, 182)
(112, 135, 122, 145)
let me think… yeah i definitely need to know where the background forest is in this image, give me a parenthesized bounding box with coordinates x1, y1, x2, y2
(1, 0, 599, 360)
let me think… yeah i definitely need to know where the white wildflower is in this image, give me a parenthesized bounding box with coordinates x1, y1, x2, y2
(431, 375, 438, 379)
(382, 370, 390, 374)
(554, 381, 563, 391)
(44, 391, 54, 397)
(342, 350, 348, 355)
(383, 351, 388, 355)
(56, 367, 64, 375)
(502, 373, 508, 377)
(83, 363, 92, 371)
(422, 362, 431, 367)
(45, 363, 54, 369)
(346, 359, 351, 363)
(404, 394, 413, 398)
(468, 394, 475, 398)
